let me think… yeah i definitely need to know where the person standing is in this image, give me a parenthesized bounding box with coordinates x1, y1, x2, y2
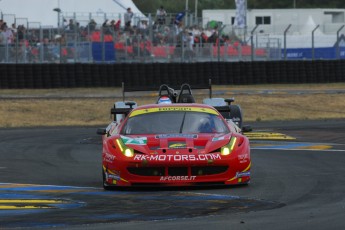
(124, 8, 134, 31)
(156, 6, 167, 25)
(184, 31, 194, 61)
(66, 19, 76, 32)
(0, 26, 5, 62)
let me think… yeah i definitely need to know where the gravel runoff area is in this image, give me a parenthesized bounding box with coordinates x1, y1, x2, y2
(0, 84, 344, 128)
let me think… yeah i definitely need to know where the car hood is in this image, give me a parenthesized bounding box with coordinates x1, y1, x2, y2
(118, 133, 232, 155)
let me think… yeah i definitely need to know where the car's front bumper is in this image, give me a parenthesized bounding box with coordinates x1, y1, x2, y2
(103, 156, 250, 187)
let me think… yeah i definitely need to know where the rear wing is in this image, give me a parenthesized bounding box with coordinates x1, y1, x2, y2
(110, 101, 136, 121)
(213, 103, 233, 120)
(213, 105, 231, 113)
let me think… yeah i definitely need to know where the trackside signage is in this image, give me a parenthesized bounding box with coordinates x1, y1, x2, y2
(129, 107, 218, 117)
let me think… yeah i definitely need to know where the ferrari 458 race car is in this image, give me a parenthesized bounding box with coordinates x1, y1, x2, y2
(97, 83, 251, 189)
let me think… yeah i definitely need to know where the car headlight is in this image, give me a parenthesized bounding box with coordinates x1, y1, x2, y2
(124, 148, 134, 157)
(115, 139, 134, 158)
(221, 137, 237, 156)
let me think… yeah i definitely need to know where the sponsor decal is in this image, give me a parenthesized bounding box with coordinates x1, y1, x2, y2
(238, 153, 249, 163)
(159, 107, 192, 111)
(129, 107, 218, 117)
(285, 52, 303, 58)
(160, 176, 196, 181)
(107, 174, 121, 181)
(169, 142, 187, 149)
(231, 117, 241, 122)
(133, 154, 221, 162)
(212, 135, 227, 142)
(103, 153, 115, 163)
(105, 169, 121, 181)
(156, 134, 197, 139)
(121, 135, 147, 145)
(236, 171, 251, 178)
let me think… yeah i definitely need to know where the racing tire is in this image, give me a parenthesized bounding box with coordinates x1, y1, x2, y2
(229, 105, 243, 129)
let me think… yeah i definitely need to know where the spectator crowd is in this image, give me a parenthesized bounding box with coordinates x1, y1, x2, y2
(0, 6, 242, 63)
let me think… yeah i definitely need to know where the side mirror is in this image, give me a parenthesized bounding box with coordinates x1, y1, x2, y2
(97, 128, 107, 135)
(241, 125, 252, 133)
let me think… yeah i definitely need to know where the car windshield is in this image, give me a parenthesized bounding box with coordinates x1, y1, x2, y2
(121, 111, 229, 135)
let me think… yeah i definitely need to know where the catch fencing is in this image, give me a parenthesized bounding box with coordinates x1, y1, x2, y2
(0, 31, 275, 64)
(2, 10, 345, 63)
(0, 60, 344, 89)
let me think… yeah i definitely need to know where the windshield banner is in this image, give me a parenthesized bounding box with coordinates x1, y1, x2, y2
(130, 107, 218, 117)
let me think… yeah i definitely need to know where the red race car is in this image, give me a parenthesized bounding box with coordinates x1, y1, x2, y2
(97, 84, 251, 189)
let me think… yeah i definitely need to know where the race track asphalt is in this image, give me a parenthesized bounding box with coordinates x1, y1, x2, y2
(0, 119, 344, 230)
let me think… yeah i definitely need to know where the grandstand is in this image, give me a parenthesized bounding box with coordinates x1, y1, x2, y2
(1, 2, 344, 63)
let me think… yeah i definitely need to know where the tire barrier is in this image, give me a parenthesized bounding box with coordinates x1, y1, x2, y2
(0, 60, 344, 89)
